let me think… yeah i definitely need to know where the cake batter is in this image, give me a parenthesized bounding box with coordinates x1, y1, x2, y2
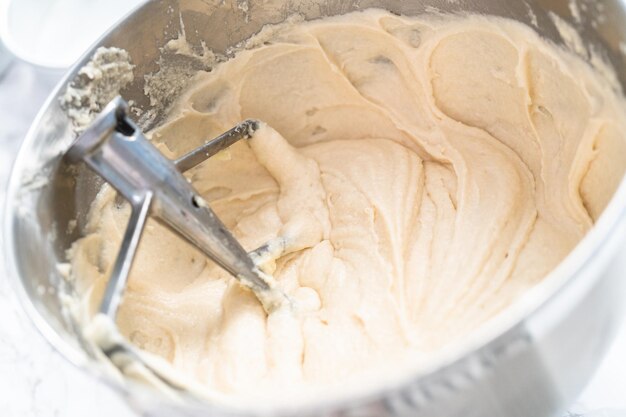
(68, 10, 626, 402)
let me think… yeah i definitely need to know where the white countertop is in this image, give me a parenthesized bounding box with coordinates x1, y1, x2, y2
(1, 60, 625, 417)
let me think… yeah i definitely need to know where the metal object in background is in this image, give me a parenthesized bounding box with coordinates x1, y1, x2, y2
(3, 1, 626, 417)
(0, 0, 145, 69)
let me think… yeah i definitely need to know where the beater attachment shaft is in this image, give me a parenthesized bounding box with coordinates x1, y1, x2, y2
(67, 97, 282, 318)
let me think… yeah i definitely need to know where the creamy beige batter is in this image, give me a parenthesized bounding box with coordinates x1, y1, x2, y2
(69, 10, 626, 401)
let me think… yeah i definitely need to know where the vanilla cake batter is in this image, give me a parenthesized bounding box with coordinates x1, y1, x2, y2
(69, 10, 626, 401)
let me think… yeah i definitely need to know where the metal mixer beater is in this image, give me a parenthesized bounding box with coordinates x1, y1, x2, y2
(67, 96, 289, 324)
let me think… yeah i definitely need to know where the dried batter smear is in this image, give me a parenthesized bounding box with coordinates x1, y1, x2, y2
(60, 47, 134, 132)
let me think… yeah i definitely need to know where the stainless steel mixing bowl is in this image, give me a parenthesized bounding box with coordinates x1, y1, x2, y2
(4, 1, 626, 416)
